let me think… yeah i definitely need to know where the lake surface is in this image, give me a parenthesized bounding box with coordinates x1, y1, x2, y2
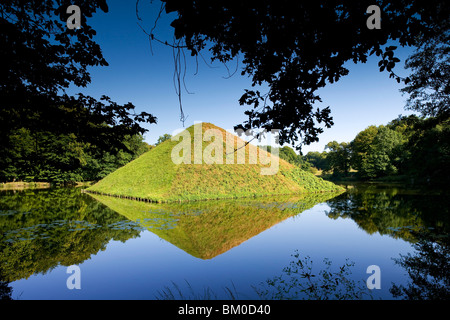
(1, 183, 448, 300)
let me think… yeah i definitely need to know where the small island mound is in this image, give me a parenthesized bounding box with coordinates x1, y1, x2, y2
(86, 122, 343, 202)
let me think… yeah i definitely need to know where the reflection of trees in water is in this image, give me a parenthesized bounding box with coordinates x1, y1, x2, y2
(390, 232, 450, 300)
(325, 184, 449, 242)
(0, 273, 12, 300)
(2, 185, 448, 300)
(326, 184, 449, 300)
(0, 188, 141, 284)
(156, 250, 374, 300)
(0, 188, 340, 299)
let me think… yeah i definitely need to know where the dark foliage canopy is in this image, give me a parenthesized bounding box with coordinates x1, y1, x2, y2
(0, 1, 157, 181)
(157, 0, 449, 147)
(0, 0, 156, 155)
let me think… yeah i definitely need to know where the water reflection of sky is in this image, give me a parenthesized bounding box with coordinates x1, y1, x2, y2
(10, 202, 413, 300)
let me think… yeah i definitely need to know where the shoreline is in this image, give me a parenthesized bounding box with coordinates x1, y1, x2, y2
(0, 181, 93, 190)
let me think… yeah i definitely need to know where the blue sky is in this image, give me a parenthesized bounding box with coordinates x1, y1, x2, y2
(72, 1, 417, 154)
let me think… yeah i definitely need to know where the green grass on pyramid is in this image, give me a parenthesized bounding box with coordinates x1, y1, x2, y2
(86, 122, 343, 202)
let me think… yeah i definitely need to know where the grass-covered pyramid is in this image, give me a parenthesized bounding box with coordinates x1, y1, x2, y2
(86, 122, 343, 202)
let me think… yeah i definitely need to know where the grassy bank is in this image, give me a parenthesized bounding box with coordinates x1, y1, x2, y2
(319, 172, 423, 186)
(0, 181, 94, 191)
(0, 182, 51, 190)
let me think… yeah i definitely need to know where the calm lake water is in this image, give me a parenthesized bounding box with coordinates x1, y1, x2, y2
(0, 183, 448, 300)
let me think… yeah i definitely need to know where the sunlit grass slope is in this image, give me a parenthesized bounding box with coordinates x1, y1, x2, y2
(87, 123, 343, 202)
(90, 193, 341, 259)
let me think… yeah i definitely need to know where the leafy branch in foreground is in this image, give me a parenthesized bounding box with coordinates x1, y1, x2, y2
(155, 280, 239, 300)
(253, 250, 373, 300)
(152, 0, 448, 148)
(155, 251, 373, 300)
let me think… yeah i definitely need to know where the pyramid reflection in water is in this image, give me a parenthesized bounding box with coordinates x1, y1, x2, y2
(90, 192, 342, 259)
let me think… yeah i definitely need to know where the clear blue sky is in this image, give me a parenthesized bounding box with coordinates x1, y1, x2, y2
(71, 1, 418, 154)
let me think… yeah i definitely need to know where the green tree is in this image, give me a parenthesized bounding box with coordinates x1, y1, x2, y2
(155, 134, 172, 146)
(304, 151, 330, 172)
(265, 146, 310, 170)
(0, 128, 150, 183)
(343, 115, 449, 183)
(350, 125, 379, 174)
(325, 141, 351, 176)
(401, 30, 449, 119)
(279, 146, 299, 164)
(350, 125, 405, 179)
(405, 119, 450, 185)
(279, 146, 310, 170)
(81, 134, 151, 181)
